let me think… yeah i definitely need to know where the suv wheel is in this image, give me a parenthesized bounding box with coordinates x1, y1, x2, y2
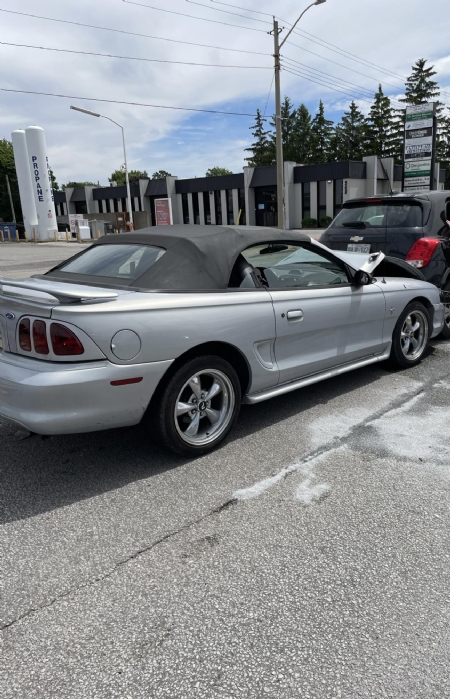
(154, 355, 241, 456)
(389, 302, 429, 368)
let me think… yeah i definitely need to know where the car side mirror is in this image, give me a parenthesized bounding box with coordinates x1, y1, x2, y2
(353, 269, 372, 286)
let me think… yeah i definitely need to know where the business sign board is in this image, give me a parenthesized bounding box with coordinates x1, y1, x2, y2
(69, 213, 85, 233)
(155, 198, 173, 226)
(403, 103, 437, 192)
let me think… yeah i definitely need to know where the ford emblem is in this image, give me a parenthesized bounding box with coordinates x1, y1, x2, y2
(5, 313, 15, 320)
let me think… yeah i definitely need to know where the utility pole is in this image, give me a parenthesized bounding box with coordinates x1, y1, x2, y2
(272, 1, 326, 230)
(5, 175, 16, 223)
(272, 18, 285, 230)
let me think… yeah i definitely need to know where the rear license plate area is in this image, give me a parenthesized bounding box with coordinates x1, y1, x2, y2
(347, 244, 371, 253)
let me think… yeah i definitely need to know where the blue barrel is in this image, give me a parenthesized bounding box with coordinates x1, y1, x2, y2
(1, 223, 18, 241)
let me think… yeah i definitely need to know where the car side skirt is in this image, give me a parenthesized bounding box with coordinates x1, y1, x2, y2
(243, 348, 391, 404)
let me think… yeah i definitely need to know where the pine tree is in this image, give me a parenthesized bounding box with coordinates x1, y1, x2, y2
(333, 101, 366, 161)
(244, 108, 273, 167)
(399, 58, 441, 105)
(365, 85, 396, 157)
(310, 101, 334, 163)
(269, 96, 297, 163)
(292, 104, 312, 164)
(0, 138, 22, 222)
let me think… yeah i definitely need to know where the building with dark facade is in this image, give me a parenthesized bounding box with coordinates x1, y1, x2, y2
(54, 155, 446, 231)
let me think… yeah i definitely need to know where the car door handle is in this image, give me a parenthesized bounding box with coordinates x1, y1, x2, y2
(287, 310, 304, 320)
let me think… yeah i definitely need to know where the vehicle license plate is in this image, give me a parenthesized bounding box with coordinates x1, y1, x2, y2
(347, 244, 370, 253)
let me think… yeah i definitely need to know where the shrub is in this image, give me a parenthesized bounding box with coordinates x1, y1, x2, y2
(301, 217, 317, 228)
(319, 216, 332, 228)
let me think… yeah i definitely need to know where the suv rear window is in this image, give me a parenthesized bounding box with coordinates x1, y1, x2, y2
(333, 202, 423, 228)
(58, 244, 165, 280)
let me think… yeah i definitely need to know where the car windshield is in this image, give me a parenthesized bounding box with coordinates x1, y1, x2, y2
(58, 244, 165, 280)
(333, 202, 423, 228)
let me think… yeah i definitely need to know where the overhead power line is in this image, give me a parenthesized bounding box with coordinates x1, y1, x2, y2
(287, 26, 407, 81)
(284, 40, 405, 94)
(192, 1, 449, 100)
(210, 0, 274, 17)
(121, 0, 267, 32)
(0, 8, 268, 56)
(0, 88, 257, 116)
(185, 0, 270, 26)
(282, 66, 373, 104)
(0, 41, 270, 69)
(281, 55, 404, 108)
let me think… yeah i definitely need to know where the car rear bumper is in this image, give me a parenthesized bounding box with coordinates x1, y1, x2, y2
(0, 352, 173, 435)
(431, 302, 445, 338)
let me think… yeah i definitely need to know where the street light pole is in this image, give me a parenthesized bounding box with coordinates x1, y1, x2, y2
(272, 0, 326, 230)
(70, 105, 134, 228)
(273, 19, 285, 230)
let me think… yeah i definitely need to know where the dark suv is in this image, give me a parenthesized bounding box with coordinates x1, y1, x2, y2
(320, 191, 450, 336)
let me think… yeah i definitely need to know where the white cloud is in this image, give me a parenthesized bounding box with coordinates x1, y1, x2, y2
(1, 0, 450, 182)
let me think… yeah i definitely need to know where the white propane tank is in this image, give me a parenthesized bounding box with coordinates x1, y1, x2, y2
(24, 126, 58, 240)
(11, 130, 38, 240)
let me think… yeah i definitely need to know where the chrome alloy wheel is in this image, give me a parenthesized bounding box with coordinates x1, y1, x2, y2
(174, 369, 235, 447)
(400, 310, 428, 361)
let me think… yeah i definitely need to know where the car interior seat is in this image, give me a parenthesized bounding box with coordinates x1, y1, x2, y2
(228, 254, 257, 288)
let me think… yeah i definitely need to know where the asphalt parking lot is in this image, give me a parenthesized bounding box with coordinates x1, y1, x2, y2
(1, 243, 450, 698)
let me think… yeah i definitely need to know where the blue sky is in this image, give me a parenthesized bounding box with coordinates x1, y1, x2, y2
(1, 0, 449, 184)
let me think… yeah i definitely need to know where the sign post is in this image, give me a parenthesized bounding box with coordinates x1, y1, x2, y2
(402, 103, 437, 193)
(155, 198, 173, 226)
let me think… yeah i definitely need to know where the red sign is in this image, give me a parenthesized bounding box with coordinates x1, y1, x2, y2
(155, 198, 173, 226)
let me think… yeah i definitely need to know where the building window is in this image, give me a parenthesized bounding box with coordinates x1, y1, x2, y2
(226, 189, 234, 225)
(113, 199, 119, 213)
(238, 188, 246, 225)
(203, 192, 211, 224)
(121, 197, 128, 212)
(192, 192, 200, 224)
(214, 190, 222, 225)
(318, 181, 327, 223)
(181, 193, 190, 224)
(302, 182, 311, 221)
(75, 201, 87, 215)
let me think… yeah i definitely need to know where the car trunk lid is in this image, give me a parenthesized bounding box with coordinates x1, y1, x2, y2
(0, 277, 121, 354)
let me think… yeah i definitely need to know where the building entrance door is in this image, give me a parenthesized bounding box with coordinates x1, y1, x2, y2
(254, 185, 277, 227)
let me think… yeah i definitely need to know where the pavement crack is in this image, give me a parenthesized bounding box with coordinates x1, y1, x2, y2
(1, 498, 238, 632)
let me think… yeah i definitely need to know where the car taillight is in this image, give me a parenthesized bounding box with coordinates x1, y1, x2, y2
(33, 320, 49, 355)
(50, 323, 84, 356)
(18, 318, 31, 351)
(405, 238, 440, 268)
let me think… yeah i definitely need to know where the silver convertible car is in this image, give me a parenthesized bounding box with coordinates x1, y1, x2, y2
(0, 226, 444, 455)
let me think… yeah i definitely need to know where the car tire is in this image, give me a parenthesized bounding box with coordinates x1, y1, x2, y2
(389, 302, 430, 368)
(439, 282, 450, 339)
(153, 355, 241, 456)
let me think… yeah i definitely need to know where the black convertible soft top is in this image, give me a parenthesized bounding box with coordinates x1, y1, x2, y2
(59, 225, 311, 290)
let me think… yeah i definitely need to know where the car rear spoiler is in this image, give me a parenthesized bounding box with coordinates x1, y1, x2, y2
(0, 277, 118, 304)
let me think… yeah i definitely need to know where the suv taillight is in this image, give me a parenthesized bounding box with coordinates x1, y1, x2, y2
(33, 320, 49, 355)
(19, 319, 32, 351)
(50, 323, 84, 356)
(405, 238, 440, 268)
